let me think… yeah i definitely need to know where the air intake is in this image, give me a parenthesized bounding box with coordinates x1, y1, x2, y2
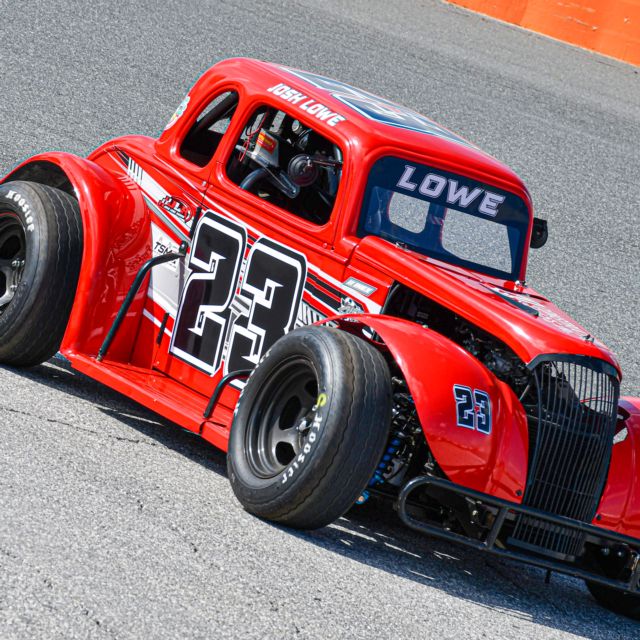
(510, 356, 619, 560)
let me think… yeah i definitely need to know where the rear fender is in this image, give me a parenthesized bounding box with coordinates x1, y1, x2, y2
(593, 397, 640, 538)
(1, 153, 149, 358)
(327, 315, 528, 501)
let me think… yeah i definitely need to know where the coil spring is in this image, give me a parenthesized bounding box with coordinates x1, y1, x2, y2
(369, 435, 404, 487)
(356, 385, 419, 505)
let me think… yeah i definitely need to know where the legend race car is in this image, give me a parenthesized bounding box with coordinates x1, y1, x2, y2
(1, 58, 639, 619)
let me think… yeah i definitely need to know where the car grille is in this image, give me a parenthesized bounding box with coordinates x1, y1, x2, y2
(510, 356, 619, 560)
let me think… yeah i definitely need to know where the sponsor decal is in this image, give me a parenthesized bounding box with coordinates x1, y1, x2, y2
(397, 164, 505, 217)
(267, 83, 347, 127)
(153, 237, 177, 257)
(343, 276, 376, 297)
(117, 150, 191, 242)
(149, 224, 182, 306)
(152, 228, 179, 272)
(158, 195, 193, 222)
(164, 95, 190, 130)
(337, 296, 364, 315)
(256, 130, 277, 152)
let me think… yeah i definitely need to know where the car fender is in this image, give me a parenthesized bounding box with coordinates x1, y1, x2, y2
(1, 152, 148, 357)
(327, 315, 529, 502)
(593, 397, 640, 538)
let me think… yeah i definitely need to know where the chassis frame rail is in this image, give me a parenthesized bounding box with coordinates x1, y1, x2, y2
(397, 476, 640, 593)
(203, 369, 252, 419)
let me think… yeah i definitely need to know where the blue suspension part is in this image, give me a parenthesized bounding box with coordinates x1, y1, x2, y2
(356, 435, 403, 505)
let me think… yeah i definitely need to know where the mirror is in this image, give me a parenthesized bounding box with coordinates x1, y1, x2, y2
(530, 217, 548, 249)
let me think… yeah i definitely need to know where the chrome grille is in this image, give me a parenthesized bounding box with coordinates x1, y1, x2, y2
(511, 356, 619, 559)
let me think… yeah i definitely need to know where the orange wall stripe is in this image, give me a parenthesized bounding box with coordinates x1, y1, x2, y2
(448, 0, 640, 66)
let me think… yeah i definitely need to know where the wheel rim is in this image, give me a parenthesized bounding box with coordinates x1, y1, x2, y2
(244, 357, 319, 479)
(0, 213, 26, 313)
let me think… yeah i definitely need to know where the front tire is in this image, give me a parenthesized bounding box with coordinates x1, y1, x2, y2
(0, 181, 83, 366)
(586, 581, 640, 620)
(227, 326, 392, 529)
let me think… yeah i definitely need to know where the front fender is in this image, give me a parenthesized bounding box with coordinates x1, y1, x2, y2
(1, 152, 148, 357)
(330, 315, 528, 502)
(593, 397, 640, 538)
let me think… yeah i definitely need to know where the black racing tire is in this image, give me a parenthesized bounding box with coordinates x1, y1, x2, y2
(227, 326, 393, 529)
(0, 181, 82, 367)
(586, 581, 640, 620)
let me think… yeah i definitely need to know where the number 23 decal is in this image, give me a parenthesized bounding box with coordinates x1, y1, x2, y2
(453, 385, 492, 435)
(170, 210, 307, 375)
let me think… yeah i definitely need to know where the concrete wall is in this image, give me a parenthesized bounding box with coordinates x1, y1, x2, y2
(448, 0, 640, 66)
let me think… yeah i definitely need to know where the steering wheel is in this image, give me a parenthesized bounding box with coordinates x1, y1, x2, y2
(235, 144, 300, 199)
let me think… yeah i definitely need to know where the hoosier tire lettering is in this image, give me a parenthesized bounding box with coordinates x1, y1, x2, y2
(5, 189, 35, 231)
(0, 181, 83, 366)
(281, 410, 323, 485)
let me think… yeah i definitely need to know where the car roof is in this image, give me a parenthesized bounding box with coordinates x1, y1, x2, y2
(193, 58, 530, 199)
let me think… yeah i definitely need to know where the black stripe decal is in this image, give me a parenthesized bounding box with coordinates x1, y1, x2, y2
(307, 277, 342, 304)
(305, 281, 340, 311)
(115, 149, 129, 167)
(307, 272, 343, 299)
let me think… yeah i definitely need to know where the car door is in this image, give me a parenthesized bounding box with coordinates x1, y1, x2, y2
(155, 98, 381, 399)
(139, 88, 243, 386)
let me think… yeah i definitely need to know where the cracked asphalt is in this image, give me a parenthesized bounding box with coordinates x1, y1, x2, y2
(0, 1, 639, 638)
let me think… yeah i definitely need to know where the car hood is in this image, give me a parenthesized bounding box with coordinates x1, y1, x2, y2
(352, 236, 621, 376)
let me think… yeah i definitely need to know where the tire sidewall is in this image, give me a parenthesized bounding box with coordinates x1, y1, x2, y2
(0, 182, 48, 333)
(228, 329, 357, 510)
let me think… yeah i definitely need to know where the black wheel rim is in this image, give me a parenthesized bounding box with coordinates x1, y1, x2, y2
(0, 213, 26, 313)
(244, 357, 319, 479)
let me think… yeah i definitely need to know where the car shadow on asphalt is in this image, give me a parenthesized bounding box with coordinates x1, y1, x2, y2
(289, 505, 640, 638)
(4, 358, 639, 637)
(1, 356, 229, 474)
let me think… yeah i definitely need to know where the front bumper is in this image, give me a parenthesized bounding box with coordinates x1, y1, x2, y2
(397, 476, 640, 593)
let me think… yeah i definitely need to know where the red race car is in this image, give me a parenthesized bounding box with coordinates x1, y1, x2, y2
(1, 58, 639, 618)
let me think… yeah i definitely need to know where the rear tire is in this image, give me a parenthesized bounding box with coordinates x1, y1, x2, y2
(0, 181, 83, 367)
(227, 326, 392, 529)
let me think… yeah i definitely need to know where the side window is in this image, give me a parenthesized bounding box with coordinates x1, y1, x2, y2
(226, 106, 343, 225)
(180, 91, 239, 167)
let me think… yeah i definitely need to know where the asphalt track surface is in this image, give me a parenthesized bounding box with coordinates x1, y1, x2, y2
(0, 1, 639, 638)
